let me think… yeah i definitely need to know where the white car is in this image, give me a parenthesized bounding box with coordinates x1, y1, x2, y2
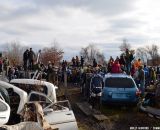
(0, 98, 10, 125)
(0, 91, 78, 130)
(10, 79, 58, 103)
(27, 91, 79, 130)
(0, 80, 27, 114)
(0, 81, 78, 129)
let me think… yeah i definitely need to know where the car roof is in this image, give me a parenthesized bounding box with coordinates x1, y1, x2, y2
(0, 80, 27, 95)
(104, 73, 132, 79)
(10, 79, 58, 89)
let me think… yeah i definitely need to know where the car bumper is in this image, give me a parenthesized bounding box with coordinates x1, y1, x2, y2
(101, 97, 139, 105)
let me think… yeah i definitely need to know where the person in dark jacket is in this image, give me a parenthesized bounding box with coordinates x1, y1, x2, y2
(23, 49, 29, 71)
(119, 55, 126, 66)
(28, 48, 35, 70)
(0, 58, 2, 73)
(125, 49, 134, 75)
(72, 57, 76, 67)
(90, 71, 103, 109)
(80, 56, 84, 68)
(76, 56, 79, 67)
(107, 56, 114, 73)
(93, 59, 97, 67)
(138, 65, 145, 96)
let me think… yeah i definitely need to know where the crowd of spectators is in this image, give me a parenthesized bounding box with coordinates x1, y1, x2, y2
(0, 49, 160, 99)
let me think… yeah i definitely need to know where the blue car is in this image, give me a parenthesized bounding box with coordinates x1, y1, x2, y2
(101, 73, 140, 105)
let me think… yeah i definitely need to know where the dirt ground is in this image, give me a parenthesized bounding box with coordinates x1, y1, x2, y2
(57, 84, 160, 130)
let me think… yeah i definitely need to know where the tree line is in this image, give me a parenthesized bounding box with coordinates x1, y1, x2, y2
(1, 40, 159, 66)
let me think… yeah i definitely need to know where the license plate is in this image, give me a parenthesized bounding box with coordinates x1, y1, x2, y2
(112, 93, 128, 99)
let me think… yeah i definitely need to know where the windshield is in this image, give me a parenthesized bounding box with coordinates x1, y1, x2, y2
(105, 78, 135, 88)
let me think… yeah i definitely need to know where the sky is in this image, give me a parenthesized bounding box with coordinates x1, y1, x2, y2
(0, 0, 160, 60)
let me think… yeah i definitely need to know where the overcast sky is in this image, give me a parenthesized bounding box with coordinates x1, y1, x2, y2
(0, 0, 160, 60)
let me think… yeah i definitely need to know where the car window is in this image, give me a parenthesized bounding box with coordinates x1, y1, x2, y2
(105, 78, 135, 88)
(28, 93, 52, 109)
(0, 101, 7, 111)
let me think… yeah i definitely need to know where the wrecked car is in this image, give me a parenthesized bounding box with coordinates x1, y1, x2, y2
(0, 98, 10, 125)
(0, 81, 78, 129)
(0, 80, 28, 124)
(0, 80, 27, 115)
(10, 79, 58, 102)
(25, 91, 79, 130)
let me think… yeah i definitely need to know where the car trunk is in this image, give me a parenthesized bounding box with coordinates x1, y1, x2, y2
(110, 88, 135, 100)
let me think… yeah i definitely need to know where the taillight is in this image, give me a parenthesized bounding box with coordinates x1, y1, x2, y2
(136, 90, 141, 96)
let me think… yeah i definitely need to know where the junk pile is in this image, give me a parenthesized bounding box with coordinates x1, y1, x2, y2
(0, 78, 78, 130)
(139, 81, 160, 118)
(1, 102, 58, 130)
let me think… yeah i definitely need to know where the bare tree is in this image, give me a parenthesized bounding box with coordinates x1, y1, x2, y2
(41, 43, 63, 66)
(80, 44, 105, 65)
(136, 44, 159, 66)
(145, 44, 159, 65)
(119, 39, 131, 52)
(146, 44, 159, 59)
(96, 52, 105, 65)
(136, 47, 148, 63)
(3, 41, 26, 66)
(80, 47, 89, 62)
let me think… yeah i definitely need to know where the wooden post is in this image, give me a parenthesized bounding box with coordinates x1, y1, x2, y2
(64, 71, 68, 98)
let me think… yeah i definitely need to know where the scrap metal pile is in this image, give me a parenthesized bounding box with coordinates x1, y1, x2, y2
(0, 79, 78, 130)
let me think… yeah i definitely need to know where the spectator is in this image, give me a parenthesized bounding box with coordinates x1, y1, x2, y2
(0, 58, 2, 73)
(134, 58, 142, 70)
(90, 71, 103, 109)
(150, 67, 156, 84)
(107, 56, 114, 73)
(131, 64, 136, 77)
(125, 49, 134, 75)
(23, 49, 29, 71)
(111, 59, 121, 73)
(8, 67, 15, 82)
(76, 56, 79, 67)
(72, 57, 76, 67)
(3, 57, 9, 76)
(62, 60, 67, 72)
(93, 59, 97, 67)
(138, 65, 145, 96)
(109, 56, 114, 62)
(119, 54, 126, 67)
(80, 56, 84, 68)
(46, 61, 53, 82)
(156, 67, 160, 80)
(143, 64, 149, 87)
(28, 48, 35, 70)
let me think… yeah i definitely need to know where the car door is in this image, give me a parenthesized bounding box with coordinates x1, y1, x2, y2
(27, 91, 53, 109)
(27, 92, 78, 130)
(0, 98, 10, 125)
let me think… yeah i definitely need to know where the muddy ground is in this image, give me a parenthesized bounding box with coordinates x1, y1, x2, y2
(57, 84, 160, 130)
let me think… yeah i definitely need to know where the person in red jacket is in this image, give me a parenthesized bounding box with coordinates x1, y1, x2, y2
(111, 58, 121, 73)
